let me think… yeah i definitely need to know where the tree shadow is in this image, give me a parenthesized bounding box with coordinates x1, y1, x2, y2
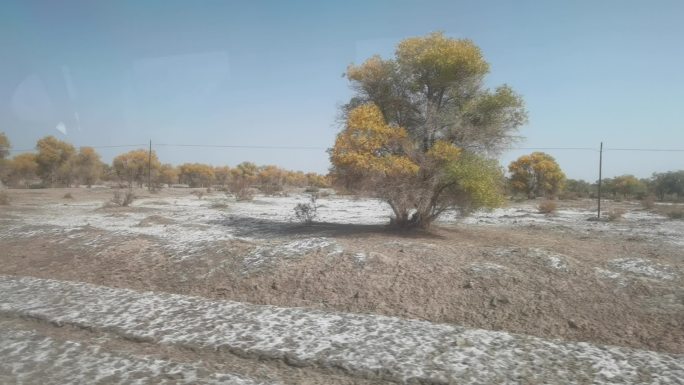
(207, 216, 444, 240)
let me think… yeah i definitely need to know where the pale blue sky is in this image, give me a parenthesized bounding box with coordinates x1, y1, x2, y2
(1, 0, 682, 180)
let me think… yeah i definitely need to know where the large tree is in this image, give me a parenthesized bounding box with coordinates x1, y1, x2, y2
(157, 164, 179, 187)
(35, 136, 76, 186)
(178, 163, 215, 187)
(651, 170, 684, 200)
(508, 152, 566, 198)
(74, 147, 102, 187)
(330, 32, 525, 228)
(2, 153, 38, 187)
(112, 149, 160, 188)
(606, 174, 646, 199)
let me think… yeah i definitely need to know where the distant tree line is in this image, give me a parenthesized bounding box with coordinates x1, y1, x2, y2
(0, 133, 330, 196)
(505, 150, 683, 202)
(562, 172, 684, 202)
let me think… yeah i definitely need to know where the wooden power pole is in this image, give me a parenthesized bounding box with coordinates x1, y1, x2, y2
(597, 142, 603, 219)
(148, 140, 152, 191)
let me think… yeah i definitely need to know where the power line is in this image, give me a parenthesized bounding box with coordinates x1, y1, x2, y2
(604, 148, 684, 152)
(155, 143, 327, 150)
(8, 143, 148, 153)
(509, 147, 599, 152)
(6, 142, 684, 153)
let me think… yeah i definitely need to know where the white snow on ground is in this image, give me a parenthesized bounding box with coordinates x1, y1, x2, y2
(0, 194, 392, 259)
(242, 237, 340, 272)
(528, 248, 569, 271)
(2, 275, 681, 384)
(468, 262, 507, 274)
(2, 194, 683, 260)
(457, 202, 684, 246)
(608, 258, 678, 281)
(0, 328, 274, 385)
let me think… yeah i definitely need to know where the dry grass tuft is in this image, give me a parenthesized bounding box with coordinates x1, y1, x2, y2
(537, 200, 557, 214)
(606, 208, 626, 222)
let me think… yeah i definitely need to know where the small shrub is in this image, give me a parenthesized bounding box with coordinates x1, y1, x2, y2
(294, 193, 318, 224)
(234, 188, 254, 201)
(62, 192, 74, 199)
(641, 195, 656, 210)
(304, 186, 320, 193)
(537, 200, 557, 214)
(111, 190, 122, 206)
(0, 190, 10, 205)
(191, 190, 205, 199)
(110, 189, 135, 207)
(122, 190, 135, 207)
(606, 208, 626, 222)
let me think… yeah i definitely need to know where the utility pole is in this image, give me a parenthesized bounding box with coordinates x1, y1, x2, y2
(597, 142, 603, 219)
(148, 140, 152, 192)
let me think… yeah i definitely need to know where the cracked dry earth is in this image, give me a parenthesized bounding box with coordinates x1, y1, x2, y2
(1, 188, 683, 384)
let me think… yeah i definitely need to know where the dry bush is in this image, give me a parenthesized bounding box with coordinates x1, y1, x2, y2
(606, 208, 626, 222)
(62, 192, 74, 199)
(641, 195, 656, 210)
(233, 188, 254, 201)
(191, 190, 205, 199)
(122, 190, 135, 206)
(537, 200, 557, 214)
(0, 190, 9, 205)
(294, 193, 318, 224)
(110, 189, 135, 207)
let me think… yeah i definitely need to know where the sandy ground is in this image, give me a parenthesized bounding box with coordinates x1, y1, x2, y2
(2, 275, 682, 385)
(0, 187, 683, 383)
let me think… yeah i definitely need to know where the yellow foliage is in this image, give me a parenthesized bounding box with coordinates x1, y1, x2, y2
(508, 152, 565, 198)
(113, 149, 161, 187)
(427, 140, 462, 164)
(178, 163, 215, 187)
(396, 32, 489, 86)
(331, 104, 418, 177)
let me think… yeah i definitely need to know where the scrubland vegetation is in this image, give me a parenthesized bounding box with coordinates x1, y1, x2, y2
(1, 33, 683, 385)
(0, 133, 330, 200)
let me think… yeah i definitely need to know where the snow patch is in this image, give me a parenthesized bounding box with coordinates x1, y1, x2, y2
(242, 237, 340, 272)
(0, 328, 271, 385)
(468, 263, 506, 274)
(1, 275, 682, 385)
(609, 258, 677, 280)
(528, 248, 569, 271)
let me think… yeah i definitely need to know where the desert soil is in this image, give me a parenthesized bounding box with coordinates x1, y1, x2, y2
(0, 187, 682, 383)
